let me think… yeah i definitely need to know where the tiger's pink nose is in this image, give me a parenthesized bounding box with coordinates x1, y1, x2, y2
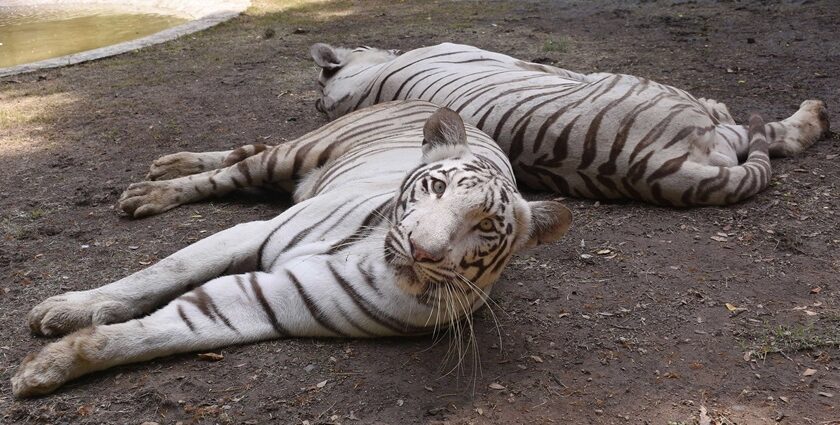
(409, 238, 443, 262)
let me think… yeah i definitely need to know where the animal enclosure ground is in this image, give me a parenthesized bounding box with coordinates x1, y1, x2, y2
(1, 0, 838, 423)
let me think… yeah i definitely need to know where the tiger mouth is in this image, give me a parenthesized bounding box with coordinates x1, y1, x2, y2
(384, 233, 458, 289)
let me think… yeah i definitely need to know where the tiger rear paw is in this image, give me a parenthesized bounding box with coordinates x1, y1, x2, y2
(148, 152, 224, 180)
(771, 99, 830, 157)
(117, 181, 185, 218)
(27, 291, 135, 337)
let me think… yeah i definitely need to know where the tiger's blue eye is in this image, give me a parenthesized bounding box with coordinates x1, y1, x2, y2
(431, 180, 446, 195)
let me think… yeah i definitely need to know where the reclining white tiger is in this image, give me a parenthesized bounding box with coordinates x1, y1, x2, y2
(308, 42, 830, 206)
(11, 101, 572, 398)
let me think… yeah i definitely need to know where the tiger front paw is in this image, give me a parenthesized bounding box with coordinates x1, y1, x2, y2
(117, 181, 185, 218)
(147, 152, 223, 180)
(27, 291, 135, 337)
(12, 329, 100, 398)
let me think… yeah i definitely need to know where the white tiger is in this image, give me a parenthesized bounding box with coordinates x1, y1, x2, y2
(309, 42, 830, 206)
(11, 101, 572, 398)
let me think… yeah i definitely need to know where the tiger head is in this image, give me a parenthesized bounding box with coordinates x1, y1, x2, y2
(384, 107, 572, 306)
(310, 43, 401, 119)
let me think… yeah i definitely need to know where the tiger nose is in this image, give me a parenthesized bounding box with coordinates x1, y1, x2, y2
(409, 238, 444, 262)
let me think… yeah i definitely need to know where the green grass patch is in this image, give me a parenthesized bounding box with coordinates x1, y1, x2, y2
(542, 37, 571, 53)
(742, 320, 840, 360)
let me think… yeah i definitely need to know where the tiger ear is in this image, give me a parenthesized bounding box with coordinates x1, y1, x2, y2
(310, 43, 345, 70)
(422, 107, 470, 163)
(521, 199, 572, 250)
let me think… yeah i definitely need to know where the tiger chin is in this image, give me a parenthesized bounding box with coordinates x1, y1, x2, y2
(11, 101, 572, 398)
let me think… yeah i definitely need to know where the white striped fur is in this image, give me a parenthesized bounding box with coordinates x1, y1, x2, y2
(311, 43, 830, 206)
(12, 101, 572, 398)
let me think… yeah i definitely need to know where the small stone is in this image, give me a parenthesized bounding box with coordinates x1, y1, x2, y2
(304, 364, 317, 373)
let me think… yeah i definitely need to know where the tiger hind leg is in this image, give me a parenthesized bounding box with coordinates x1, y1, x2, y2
(705, 99, 829, 165)
(147, 144, 268, 180)
(698, 97, 736, 124)
(767, 99, 830, 157)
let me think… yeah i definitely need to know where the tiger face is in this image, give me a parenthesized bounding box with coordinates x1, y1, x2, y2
(310, 43, 400, 118)
(383, 108, 572, 303)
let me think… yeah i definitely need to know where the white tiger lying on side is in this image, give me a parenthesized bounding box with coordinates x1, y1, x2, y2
(12, 101, 572, 398)
(309, 42, 830, 206)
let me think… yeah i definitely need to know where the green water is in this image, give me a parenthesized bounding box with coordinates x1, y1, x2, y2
(0, 6, 187, 68)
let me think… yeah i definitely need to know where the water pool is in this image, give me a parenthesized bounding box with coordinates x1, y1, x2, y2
(0, 6, 188, 68)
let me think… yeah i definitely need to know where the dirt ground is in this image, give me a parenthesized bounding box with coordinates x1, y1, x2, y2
(1, 0, 839, 423)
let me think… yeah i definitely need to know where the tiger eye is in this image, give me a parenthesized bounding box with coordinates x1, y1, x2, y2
(431, 179, 446, 195)
(478, 218, 494, 232)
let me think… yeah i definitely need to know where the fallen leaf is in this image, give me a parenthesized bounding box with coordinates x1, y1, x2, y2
(530, 355, 544, 363)
(818, 392, 833, 398)
(596, 249, 612, 255)
(710, 236, 728, 242)
(316, 379, 328, 388)
(810, 287, 822, 294)
(779, 396, 789, 403)
(489, 383, 506, 390)
(805, 310, 818, 316)
(803, 368, 817, 376)
(725, 303, 738, 312)
(197, 352, 224, 361)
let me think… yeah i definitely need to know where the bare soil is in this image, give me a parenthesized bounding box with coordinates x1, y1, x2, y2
(1, 1, 839, 423)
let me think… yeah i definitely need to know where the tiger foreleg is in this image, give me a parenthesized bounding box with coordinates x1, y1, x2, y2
(147, 144, 270, 181)
(120, 146, 287, 217)
(13, 269, 343, 398)
(147, 150, 232, 180)
(26, 219, 277, 337)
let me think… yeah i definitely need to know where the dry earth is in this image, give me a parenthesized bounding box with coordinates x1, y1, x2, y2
(1, 0, 839, 424)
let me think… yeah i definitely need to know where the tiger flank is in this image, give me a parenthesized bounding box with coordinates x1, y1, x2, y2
(310, 43, 830, 206)
(11, 101, 572, 398)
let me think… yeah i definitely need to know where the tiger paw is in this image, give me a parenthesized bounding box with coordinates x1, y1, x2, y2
(12, 330, 95, 398)
(147, 152, 224, 180)
(28, 291, 134, 337)
(799, 99, 830, 139)
(117, 181, 185, 218)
